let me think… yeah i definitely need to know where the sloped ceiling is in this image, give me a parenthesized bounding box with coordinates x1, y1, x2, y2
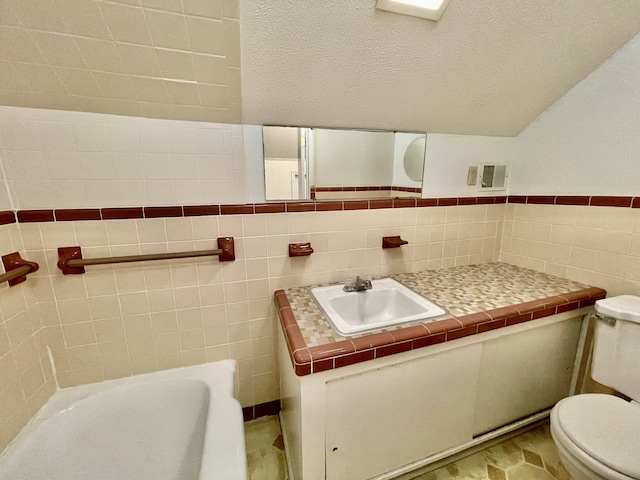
(241, 0, 640, 136)
(2, 1, 640, 136)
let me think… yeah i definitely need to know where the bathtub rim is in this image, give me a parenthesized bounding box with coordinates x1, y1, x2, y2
(0, 360, 247, 480)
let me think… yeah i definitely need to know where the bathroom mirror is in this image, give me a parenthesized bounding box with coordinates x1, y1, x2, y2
(263, 126, 426, 201)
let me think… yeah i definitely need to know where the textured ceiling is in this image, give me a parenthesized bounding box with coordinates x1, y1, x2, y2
(0, 0, 241, 123)
(240, 0, 640, 136)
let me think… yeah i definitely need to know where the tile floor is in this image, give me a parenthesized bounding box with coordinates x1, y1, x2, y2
(245, 415, 288, 480)
(244, 417, 570, 480)
(412, 424, 571, 480)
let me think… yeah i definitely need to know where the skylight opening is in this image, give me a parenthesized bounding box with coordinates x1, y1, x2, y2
(375, 0, 451, 21)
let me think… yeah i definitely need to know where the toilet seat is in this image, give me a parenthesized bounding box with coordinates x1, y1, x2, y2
(554, 394, 640, 479)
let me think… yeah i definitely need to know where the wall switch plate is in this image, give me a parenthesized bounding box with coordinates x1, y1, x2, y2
(467, 166, 478, 186)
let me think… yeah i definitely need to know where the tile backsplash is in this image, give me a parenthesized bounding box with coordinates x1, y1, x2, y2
(501, 203, 640, 296)
(0, 201, 504, 451)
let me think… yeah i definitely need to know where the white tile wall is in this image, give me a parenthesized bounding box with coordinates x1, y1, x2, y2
(0, 106, 246, 209)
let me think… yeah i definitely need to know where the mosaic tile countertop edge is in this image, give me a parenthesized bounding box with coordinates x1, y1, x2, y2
(283, 262, 604, 347)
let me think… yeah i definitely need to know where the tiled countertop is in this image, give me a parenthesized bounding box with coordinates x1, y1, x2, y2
(274, 262, 606, 376)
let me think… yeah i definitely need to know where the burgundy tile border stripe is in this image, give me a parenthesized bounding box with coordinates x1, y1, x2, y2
(7, 195, 640, 225)
(507, 195, 640, 207)
(311, 185, 422, 194)
(55, 209, 101, 222)
(0, 210, 16, 225)
(17, 210, 55, 223)
(183, 205, 220, 216)
(144, 206, 183, 218)
(242, 399, 281, 422)
(101, 207, 144, 220)
(275, 285, 606, 377)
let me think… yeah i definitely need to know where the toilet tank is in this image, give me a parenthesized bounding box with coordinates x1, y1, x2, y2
(592, 295, 640, 401)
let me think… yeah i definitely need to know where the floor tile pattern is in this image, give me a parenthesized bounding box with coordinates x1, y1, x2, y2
(244, 416, 288, 480)
(245, 418, 570, 480)
(286, 262, 589, 346)
(412, 424, 571, 480)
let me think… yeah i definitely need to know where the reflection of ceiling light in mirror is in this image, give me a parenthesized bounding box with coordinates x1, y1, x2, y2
(375, 0, 450, 21)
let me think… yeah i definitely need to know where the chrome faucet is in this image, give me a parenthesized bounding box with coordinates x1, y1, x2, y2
(343, 275, 372, 292)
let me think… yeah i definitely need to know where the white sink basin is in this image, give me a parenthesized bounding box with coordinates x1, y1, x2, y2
(311, 278, 446, 335)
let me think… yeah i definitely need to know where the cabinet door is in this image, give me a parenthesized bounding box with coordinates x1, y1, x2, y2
(325, 344, 481, 480)
(473, 316, 581, 436)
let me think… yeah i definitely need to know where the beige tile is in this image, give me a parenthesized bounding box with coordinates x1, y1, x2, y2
(174, 286, 201, 309)
(185, 16, 225, 55)
(55, 0, 112, 39)
(127, 336, 156, 359)
(150, 311, 178, 333)
(147, 289, 177, 312)
(222, 18, 240, 67)
(130, 76, 172, 104)
(67, 344, 100, 368)
(98, 340, 129, 364)
(156, 352, 183, 370)
(19, 362, 45, 399)
(199, 83, 229, 108)
(144, 9, 190, 50)
(93, 318, 126, 342)
(123, 314, 153, 338)
(197, 283, 223, 306)
(179, 328, 205, 350)
(599, 230, 632, 254)
(166, 80, 200, 106)
(139, 0, 182, 12)
(63, 322, 96, 347)
(182, 348, 206, 366)
(72, 366, 103, 385)
(102, 361, 132, 380)
(153, 332, 181, 354)
(568, 247, 598, 270)
(193, 54, 228, 85)
(89, 295, 122, 320)
(30, 31, 87, 69)
(57, 298, 91, 324)
(176, 308, 202, 330)
(130, 355, 158, 375)
(74, 37, 127, 73)
(54, 68, 101, 97)
(156, 48, 196, 81)
(204, 324, 229, 346)
(116, 43, 163, 77)
(183, 0, 223, 18)
(7, 0, 66, 32)
(93, 72, 138, 101)
(120, 293, 150, 316)
(99, 2, 153, 45)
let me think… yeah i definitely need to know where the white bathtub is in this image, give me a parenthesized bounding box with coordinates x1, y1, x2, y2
(0, 360, 247, 480)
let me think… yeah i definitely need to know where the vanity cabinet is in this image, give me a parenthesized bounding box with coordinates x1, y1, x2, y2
(279, 310, 586, 480)
(325, 344, 481, 480)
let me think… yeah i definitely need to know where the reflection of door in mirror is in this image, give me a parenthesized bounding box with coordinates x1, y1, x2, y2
(263, 126, 309, 200)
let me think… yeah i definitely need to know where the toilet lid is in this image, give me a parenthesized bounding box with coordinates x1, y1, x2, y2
(556, 394, 640, 478)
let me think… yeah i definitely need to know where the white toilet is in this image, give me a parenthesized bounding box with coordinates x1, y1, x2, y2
(550, 295, 640, 480)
